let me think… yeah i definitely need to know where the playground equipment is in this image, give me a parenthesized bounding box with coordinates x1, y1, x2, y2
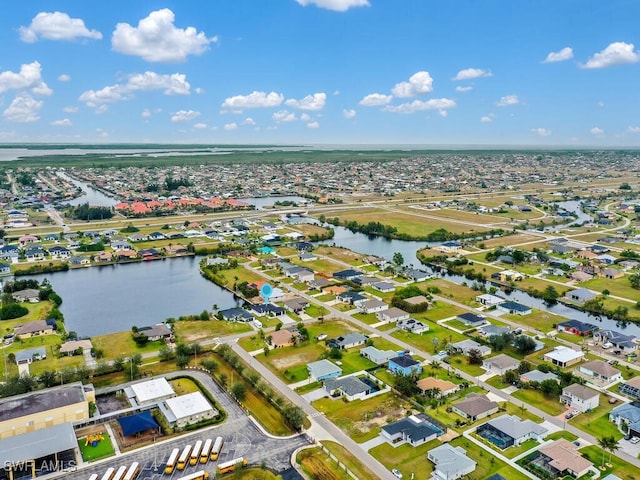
(85, 433, 105, 447)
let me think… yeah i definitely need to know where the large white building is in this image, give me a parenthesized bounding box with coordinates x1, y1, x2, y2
(162, 392, 218, 428)
(127, 377, 176, 406)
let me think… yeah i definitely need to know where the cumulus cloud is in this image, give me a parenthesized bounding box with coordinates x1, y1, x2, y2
(497, 94, 520, 107)
(295, 0, 370, 12)
(543, 47, 573, 63)
(0, 61, 52, 96)
(112, 8, 217, 62)
(307, 121, 320, 128)
(590, 127, 604, 135)
(3, 93, 43, 122)
(19, 11, 102, 43)
(221, 91, 284, 112)
(285, 92, 326, 110)
(456, 86, 473, 92)
(63, 106, 79, 113)
(581, 42, 640, 69)
(628, 126, 640, 133)
(79, 72, 190, 107)
(480, 115, 493, 123)
(51, 118, 72, 126)
(531, 127, 551, 137)
(272, 110, 297, 123)
(453, 68, 492, 81)
(141, 109, 152, 118)
(58, 74, 71, 82)
(223, 122, 237, 131)
(391, 71, 434, 98)
(171, 110, 200, 122)
(343, 109, 356, 119)
(300, 113, 311, 121)
(383, 98, 456, 114)
(193, 123, 208, 129)
(359, 93, 392, 106)
(242, 117, 256, 125)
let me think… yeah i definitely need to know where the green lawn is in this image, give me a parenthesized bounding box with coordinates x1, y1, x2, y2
(570, 401, 623, 441)
(442, 319, 476, 332)
(449, 436, 532, 480)
(422, 302, 468, 321)
(322, 440, 378, 480)
(78, 434, 115, 462)
(473, 432, 539, 459)
(446, 355, 486, 376)
(545, 430, 578, 442)
(352, 312, 379, 325)
(511, 388, 565, 416)
(503, 309, 567, 333)
(172, 319, 252, 344)
(580, 445, 640, 480)
(305, 304, 329, 318)
(583, 276, 637, 301)
(91, 331, 169, 360)
(370, 439, 439, 479)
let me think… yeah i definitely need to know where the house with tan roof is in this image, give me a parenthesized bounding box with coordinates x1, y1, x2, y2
(452, 394, 499, 421)
(561, 384, 599, 412)
(578, 360, 622, 385)
(417, 377, 458, 397)
(14, 320, 54, 339)
(535, 439, 593, 479)
(482, 354, 519, 375)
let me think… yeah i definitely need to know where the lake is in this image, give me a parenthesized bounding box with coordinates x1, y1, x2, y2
(31, 257, 239, 337)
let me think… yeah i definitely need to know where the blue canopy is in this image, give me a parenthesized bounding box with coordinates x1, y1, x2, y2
(117, 411, 159, 436)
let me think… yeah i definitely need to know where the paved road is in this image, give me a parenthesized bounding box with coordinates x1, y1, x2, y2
(52, 370, 308, 480)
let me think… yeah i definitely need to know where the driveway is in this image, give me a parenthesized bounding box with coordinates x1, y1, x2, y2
(302, 388, 328, 402)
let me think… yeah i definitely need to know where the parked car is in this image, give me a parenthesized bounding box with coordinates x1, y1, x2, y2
(603, 342, 613, 349)
(391, 469, 403, 479)
(565, 412, 574, 419)
(613, 350, 622, 355)
(631, 437, 640, 444)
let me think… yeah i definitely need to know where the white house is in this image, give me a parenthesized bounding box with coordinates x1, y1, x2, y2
(427, 444, 476, 480)
(376, 307, 409, 324)
(358, 299, 389, 314)
(561, 384, 599, 412)
(578, 360, 622, 385)
(543, 346, 584, 368)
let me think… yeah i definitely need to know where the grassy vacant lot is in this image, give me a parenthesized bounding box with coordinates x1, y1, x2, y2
(77, 434, 115, 462)
(511, 388, 565, 416)
(391, 323, 467, 354)
(322, 441, 378, 480)
(218, 467, 283, 480)
(297, 447, 348, 480)
(370, 438, 439, 479)
(421, 301, 468, 321)
(503, 309, 567, 333)
(315, 246, 366, 266)
(313, 392, 409, 443)
(327, 208, 492, 237)
(214, 265, 270, 289)
(580, 445, 640, 480)
(91, 331, 164, 360)
(427, 279, 483, 305)
(583, 276, 636, 300)
(291, 256, 345, 274)
(480, 234, 544, 249)
(173, 319, 252, 343)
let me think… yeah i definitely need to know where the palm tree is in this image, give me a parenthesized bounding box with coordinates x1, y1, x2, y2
(606, 436, 619, 464)
(430, 360, 441, 374)
(597, 436, 611, 467)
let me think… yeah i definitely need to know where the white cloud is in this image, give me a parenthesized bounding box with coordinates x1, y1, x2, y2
(453, 68, 492, 81)
(543, 47, 573, 63)
(79, 72, 190, 107)
(359, 93, 392, 106)
(193, 123, 208, 129)
(480, 115, 493, 123)
(58, 74, 71, 82)
(96, 128, 108, 138)
(195, 87, 205, 94)
(171, 110, 200, 122)
(343, 109, 356, 119)
(112, 8, 217, 62)
(3, 93, 43, 123)
(383, 98, 456, 114)
(141, 109, 152, 118)
(272, 110, 297, 123)
(242, 117, 256, 125)
(63, 106, 78, 113)
(0, 61, 52, 96)
(456, 86, 473, 92)
(590, 127, 604, 135)
(285, 92, 326, 110)
(333, 90, 340, 96)
(221, 91, 284, 112)
(582, 42, 640, 69)
(628, 126, 640, 133)
(307, 121, 320, 128)
(300, 113, 311, 121)
(497, 94, 520, 107)
(51, 118, 72, 127)
(531, 127, 551, 137)
(598, 101, 605, 108)
(224, 122, 238, 131)
(391, 71, 434, 98)
(19, 11, 102, 43)
(295, 0, 370, 12)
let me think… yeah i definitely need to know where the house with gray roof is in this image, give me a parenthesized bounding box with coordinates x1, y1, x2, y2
(360, 346, 397, 365)
(358, 298, 388, 314)
(307, 359, 342, 382)
(397, 317, 429, 334)
(564, 288, 598, 304)
(456, 312, 488, 328)
(427, 443, 476, 480)
(372, 281, 395, 292)
(479, 324, 512, 337)
(453, 394, 499, 421)
(561, 384, 599, 412)
(381, 414, 444, 447)
(483, 354, 520, 375)
(323, 376, 372, 401)
(477, 414, 548, 449)
(15, 347, 47, 365)
(594, 330, 637, 353)
(520, 370, 559, 384)
(376, 307, 409, 324)
(327, 332, 368, 350)
(449, 339, 492, 357)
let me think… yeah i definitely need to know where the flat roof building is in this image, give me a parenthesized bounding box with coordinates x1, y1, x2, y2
(0, 382, 90, 440)
(127, 377, 175, 406)
(162, 392, 218, 428)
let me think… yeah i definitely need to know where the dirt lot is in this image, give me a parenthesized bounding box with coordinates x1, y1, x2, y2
(96, 393, 130, 415)
(271, 351, 319, 370)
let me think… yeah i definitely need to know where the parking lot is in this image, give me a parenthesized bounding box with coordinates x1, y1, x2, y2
(55, 371, 310, 480)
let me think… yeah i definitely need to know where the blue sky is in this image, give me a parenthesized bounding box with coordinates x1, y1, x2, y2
(1, 0, 640, 145)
